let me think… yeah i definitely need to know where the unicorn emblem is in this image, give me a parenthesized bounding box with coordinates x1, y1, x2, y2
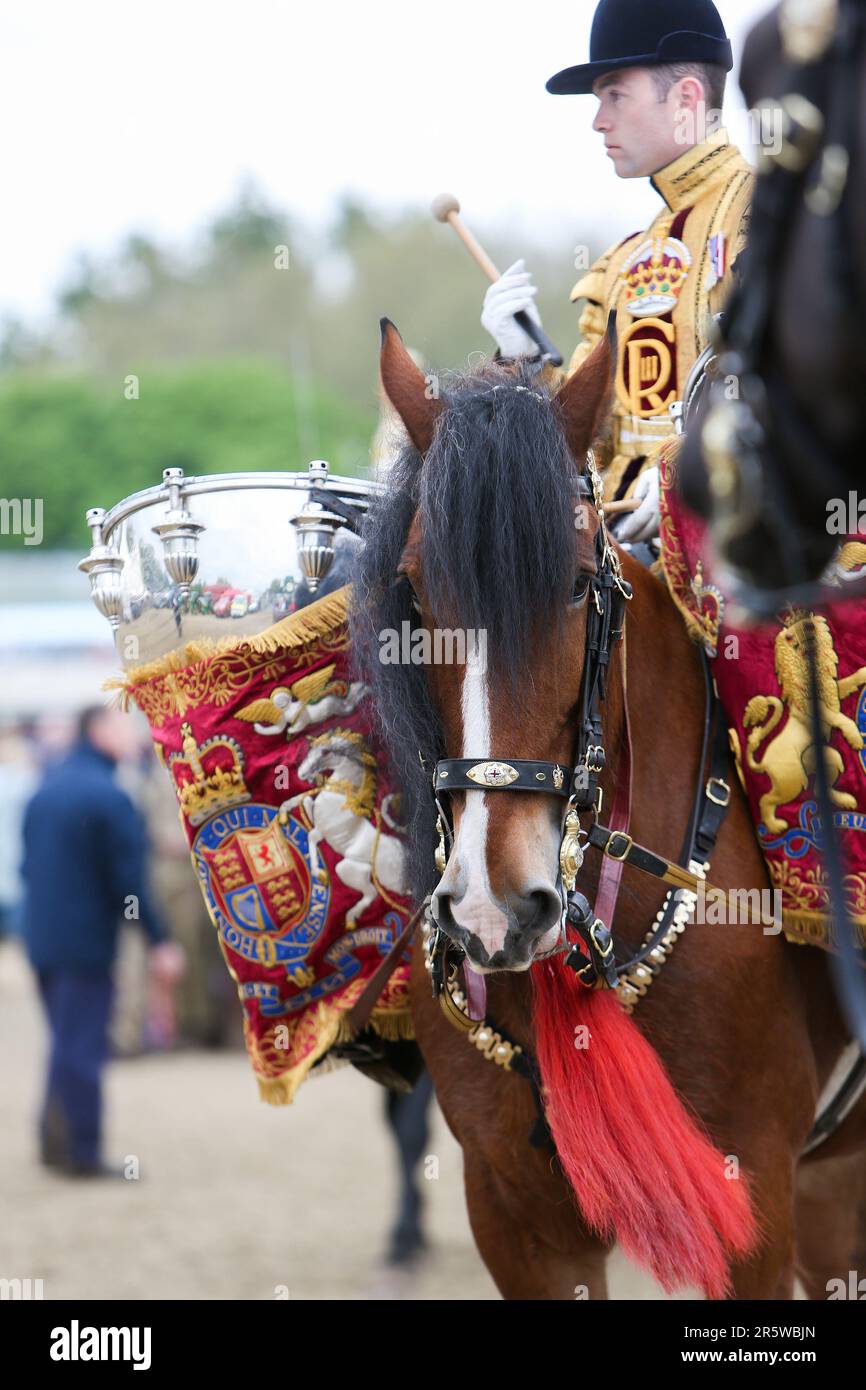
(279, 728, 406, 926)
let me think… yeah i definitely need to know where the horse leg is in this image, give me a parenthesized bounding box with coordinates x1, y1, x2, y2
(335, 858, 375, 923)
(409, 951, 610, 1300)
(724, 1150, 798, 1299)
(795, 1153, 866, 1300)
(463, 1152, 611, 1301)
(305, 823, 327, 882)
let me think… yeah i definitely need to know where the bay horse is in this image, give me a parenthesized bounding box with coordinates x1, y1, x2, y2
(349, 318, 866, 1300)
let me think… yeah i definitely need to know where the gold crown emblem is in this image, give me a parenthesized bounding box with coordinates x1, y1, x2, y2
(169, 722, 250, 825)
(621, 235, 692, 317)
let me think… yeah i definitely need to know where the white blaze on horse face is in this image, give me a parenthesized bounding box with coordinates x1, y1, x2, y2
(444, 658, 511, 957)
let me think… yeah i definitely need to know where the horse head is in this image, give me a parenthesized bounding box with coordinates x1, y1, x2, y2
(352, 319, 615, 972)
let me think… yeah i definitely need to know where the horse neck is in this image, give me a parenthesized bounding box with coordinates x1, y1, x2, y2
(320, 754, 377, 816)
(611, 550, 708, 886)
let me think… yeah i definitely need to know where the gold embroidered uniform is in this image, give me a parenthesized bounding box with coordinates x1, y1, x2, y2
(559, 130, 753, 500)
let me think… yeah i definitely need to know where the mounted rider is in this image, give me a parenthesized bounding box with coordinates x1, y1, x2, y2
(481, 0, 751, 549)
(480, 0, 866, 955)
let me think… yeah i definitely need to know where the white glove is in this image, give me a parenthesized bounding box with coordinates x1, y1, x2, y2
(613, 466, 660, 543)
(481, 258, 542, 359)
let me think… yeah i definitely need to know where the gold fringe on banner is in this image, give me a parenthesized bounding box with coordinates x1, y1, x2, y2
(255, 1009, 415, 1106)
(783, 910, 866, 955)
(335, 1009, 415, 1045)
(254, 1011, 417, 1106)
(106, 585, 352, 701)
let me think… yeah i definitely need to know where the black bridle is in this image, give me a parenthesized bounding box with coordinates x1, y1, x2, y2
(427, 457, 734, 991)
(435, 467, 630, 810)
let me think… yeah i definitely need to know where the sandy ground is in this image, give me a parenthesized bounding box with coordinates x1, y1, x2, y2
(0, 938, 686, 1301)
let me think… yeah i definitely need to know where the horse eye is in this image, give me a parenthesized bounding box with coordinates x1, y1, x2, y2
(569, 574, 592, 607)
(398, 575, 422, 613)
(394, 572, 422, 611)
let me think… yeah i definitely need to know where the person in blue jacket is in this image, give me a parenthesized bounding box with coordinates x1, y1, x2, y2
(20, 705, 182, 1177)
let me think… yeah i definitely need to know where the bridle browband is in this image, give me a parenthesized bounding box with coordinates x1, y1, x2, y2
(435, 465, 629, 814)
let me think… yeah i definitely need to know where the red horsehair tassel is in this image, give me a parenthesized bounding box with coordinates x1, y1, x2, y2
(531, 961, 760, 1298)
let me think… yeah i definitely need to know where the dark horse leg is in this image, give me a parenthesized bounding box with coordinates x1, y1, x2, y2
(410, 953, 611, 1300)
(463, 1152, 611, 1300)
(796, 1152, 866, 1300)
(794, 1012, 866, 1302)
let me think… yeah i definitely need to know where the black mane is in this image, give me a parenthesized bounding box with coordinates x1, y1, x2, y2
(350, 360, 579, 899)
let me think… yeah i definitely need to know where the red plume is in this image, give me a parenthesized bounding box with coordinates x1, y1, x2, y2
(531, 962, 760, 1297)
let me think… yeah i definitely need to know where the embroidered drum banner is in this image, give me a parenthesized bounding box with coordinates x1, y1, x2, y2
(659, 440, 866, 952)
(115, 586, 415, 1103)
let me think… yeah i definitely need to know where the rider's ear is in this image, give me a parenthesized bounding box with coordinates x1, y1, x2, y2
(554, 312, 616, 461)
(379, 318, 443, 455)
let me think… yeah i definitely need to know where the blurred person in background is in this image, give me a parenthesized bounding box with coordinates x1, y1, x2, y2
(0, 722, 39, 942)
(138, 756, 238, 1050)
(20, 704, 184, 1177)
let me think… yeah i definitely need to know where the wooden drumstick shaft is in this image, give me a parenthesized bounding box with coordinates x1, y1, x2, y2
(431, 193, 563, 367)
(442, 210, 501, 283)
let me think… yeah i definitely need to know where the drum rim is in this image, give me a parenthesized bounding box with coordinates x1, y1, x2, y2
(100, 469, 382, 539)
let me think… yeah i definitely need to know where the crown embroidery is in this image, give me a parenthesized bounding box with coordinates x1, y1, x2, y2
(621, 235, 692, 317)
(169, 722, 251, 825)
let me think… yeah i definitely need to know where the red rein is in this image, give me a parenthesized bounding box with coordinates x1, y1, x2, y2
(531, 961, 759, 1298)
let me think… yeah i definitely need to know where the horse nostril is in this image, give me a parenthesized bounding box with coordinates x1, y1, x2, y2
(431, 890, 474, 954)
(512, 888, 562, 935)
(431, 890, 450, 925)
(431, 890, 459, 935)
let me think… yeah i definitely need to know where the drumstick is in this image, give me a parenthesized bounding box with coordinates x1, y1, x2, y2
(431, 192, 564, 367)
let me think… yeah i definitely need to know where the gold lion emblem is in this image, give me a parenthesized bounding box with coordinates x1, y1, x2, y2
(743, 612, 866, 834)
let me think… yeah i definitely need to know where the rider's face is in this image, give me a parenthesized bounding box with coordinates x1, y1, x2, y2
(591, 67, 694, 178)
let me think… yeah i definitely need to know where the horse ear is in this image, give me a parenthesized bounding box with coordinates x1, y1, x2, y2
(379, 318, 442, 455)
(554, 312, 616, 461)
